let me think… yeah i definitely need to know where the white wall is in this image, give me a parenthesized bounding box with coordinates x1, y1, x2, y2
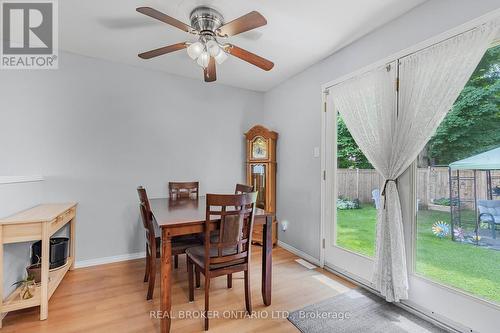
(0, 52, 263, 293)
(262, 0, 500, 260)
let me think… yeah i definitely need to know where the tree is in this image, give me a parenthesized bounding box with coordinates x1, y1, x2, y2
(337, 116, 373, 169)
(427, 45, 500, 165)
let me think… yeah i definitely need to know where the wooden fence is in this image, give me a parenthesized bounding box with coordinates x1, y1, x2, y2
(337, 168, 500, 205)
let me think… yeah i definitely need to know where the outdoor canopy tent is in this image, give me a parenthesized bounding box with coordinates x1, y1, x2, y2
(448, 146, 500, 243)
(449, 147, 500, 170)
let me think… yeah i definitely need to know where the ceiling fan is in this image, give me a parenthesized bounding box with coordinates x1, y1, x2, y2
(136, 6, 274, 82)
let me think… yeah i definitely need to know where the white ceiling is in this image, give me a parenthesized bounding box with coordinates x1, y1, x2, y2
(60, 0, 426, 91)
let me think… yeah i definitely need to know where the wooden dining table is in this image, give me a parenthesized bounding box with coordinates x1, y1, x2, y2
(149, 197, 274, 333)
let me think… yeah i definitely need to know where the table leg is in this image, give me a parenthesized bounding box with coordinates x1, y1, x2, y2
(69, 217, 76, 270)
(261, 215, 272, 306)
(161, 228, 172, 333)
(40, 222, 49, 320)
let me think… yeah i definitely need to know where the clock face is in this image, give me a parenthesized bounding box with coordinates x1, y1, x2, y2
(252, 137, 268, 159)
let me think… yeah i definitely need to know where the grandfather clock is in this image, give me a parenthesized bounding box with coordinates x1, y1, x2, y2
(245, 125, 278, 246)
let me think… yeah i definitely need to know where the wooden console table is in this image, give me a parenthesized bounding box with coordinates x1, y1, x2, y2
(0, 203, 77, 327)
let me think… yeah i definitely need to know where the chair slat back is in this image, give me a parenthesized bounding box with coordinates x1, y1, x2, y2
(137, 186, 156, 241)
(169, 181, 199, 199)
(235, 183, 254, 194)
(205, 193, 257, 268)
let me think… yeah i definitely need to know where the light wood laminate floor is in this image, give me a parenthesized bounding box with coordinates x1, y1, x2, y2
(2, 246, 355, 332)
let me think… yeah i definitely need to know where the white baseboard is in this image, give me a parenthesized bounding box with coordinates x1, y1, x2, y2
(277, 240, 320, 266)
(74, 251, 146, 269)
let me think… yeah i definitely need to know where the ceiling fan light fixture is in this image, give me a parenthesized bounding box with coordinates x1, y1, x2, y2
(197, 51, 209, 68)
(214, 49, 228, 64)
(206, 40, 220, 57)
(187, 41, 203, 60)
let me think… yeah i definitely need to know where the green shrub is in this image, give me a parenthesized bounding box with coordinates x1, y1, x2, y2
(433, 198, 451, 206)
(337, 197, 360, 210)
(432, 197, 458, 206)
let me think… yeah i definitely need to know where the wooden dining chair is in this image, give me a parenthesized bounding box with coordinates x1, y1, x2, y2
(225, 183, 255, 287)
(210, 183, 255, 287)
(186, 192, 257, 330)
(137, 186, 201, 300)
(169, 181, 199, 200)
(168, 181, 203, 268)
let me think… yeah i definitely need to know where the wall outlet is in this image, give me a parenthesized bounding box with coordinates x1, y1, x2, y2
(313, 147, 320, 158)
(281, 220, 289, 231)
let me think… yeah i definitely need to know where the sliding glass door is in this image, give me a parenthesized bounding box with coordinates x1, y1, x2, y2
(322, 34, 500, 332)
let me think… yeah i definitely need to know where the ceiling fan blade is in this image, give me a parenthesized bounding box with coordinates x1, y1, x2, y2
(204, 57, 217, 82)
(136, 7, 194, 33)
(217, 11, 267, 37)
(226, 44, 274, 71)
(138, 42, 187, 59)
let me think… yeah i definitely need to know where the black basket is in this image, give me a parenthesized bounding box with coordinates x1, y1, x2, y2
(31, 237, 69, 269)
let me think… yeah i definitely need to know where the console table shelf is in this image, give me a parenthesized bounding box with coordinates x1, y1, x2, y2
(2, 257, 73, 313)
(0, 203, 77, 328)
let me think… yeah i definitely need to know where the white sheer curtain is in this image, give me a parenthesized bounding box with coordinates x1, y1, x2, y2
(330, 19, 499, 302)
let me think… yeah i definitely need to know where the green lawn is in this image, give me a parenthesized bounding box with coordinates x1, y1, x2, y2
(337, 205, 500, 304)
(337, 205, 377, 257)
